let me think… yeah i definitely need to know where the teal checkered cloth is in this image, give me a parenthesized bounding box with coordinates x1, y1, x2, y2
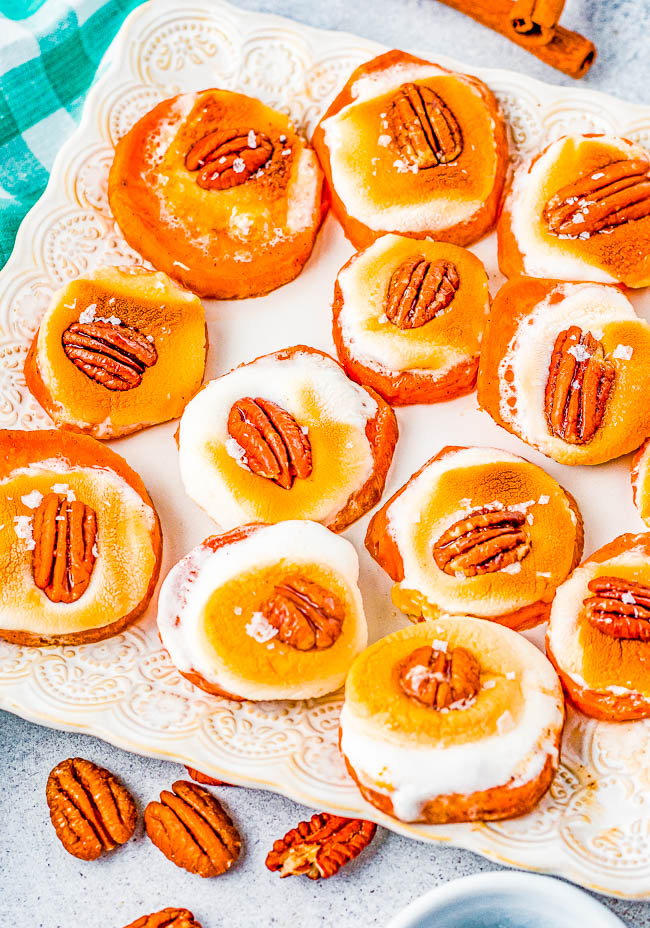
(0, 0, 144, 268)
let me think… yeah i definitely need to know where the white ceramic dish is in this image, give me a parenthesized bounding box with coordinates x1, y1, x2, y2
(2, 0, 650, 900)
(386, 873, 627, 928)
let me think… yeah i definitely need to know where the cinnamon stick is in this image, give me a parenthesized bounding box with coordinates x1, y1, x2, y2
(434, 0, 596, 79)
(510, 0, 565, 46)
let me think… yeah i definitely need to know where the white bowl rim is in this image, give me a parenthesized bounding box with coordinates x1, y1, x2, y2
(386, 871, 627, 928)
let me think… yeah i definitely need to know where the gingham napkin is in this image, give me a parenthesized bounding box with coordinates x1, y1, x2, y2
(0, 0, 143, 268)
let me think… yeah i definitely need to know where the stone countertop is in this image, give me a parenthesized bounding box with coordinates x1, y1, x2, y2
(2, 1, 650, 926)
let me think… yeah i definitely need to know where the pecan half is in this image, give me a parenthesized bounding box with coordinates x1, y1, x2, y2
(185, 766, 227, 787)
(62, 321, 157, 391)
(433, 507, 530, 577)
(544, 158, 650, 237)
(122, 909, 202, 928)
(32, 492, 97, 604)
(227, 396, 312, 490)
(398, 645, 480, 709)
(265, 813, 376, 880)
(144, 780, 241, 878)
(385, 256, 459, 329)
(185, 129, 273, 190)
(390, 82, 462, 169)
(544, 326, 615, 444)
(584, 575, 650, 641)
(262, 575, 344, 650)
(46, 757, 136, 861)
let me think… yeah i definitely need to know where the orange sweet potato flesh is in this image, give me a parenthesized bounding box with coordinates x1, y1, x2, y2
(0, 430, 162, 647)
(108, 89, 327, 299)
(312, 50, 508, 250)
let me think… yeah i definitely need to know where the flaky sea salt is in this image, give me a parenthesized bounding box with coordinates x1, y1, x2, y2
(13, 515, 35, 550)
(232, 157, 246, 174)
(432, 638, 448, 652)
(245, 612, 278, 643)
(78, 304, 97, 324)
(612, 344, 633, 361)
(20, 490, 43, 509)
(568, 344, 592, 362)
(225, 438, 250, 471)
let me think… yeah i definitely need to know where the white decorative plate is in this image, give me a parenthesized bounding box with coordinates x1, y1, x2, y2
(3, 0, 650, 900)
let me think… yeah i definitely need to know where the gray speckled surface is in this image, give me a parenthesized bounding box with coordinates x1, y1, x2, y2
(2, 2, 650, 926)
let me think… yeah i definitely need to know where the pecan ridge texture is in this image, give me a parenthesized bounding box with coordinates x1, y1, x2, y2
(544, 326, 615, 444)
(185, 129, 274, 190)
(265, 812, 377, 880)
(62, 320, 157, 391)
(227, 396, 312, 489)
(390, 82, 462, 170)
(262, 575, 345, 650)
(398, 645, 480, 709)
(122, 909, 203, 928)
(33, 492, 97, 603)
(144, 780, 241, 877)
(544, 158, 650, 238)
(385, 256, 459, 329)
(433, 506, 531, 577)
(584, 575, 650, 641)
(46, 757, 136, 860)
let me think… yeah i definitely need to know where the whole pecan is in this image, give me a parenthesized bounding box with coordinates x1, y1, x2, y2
(433, 507, 530, 577)
(185, 129, 273, 190)
(46, 757, 136, 861)
(144, 780, 241, 878)
(227, 396, 312, 490)
(32, 492, 97, 604)
(262, 575, 345, 650)
(584, 575, 650, 641)
(544, 326, 615, 444)
(385, 256, 459, 329)
(544, 158, 650, 237)
(390, 82, 462, 170)
(265, 813, 377, 880)
(398, 645, 480, 709)
(62, 321, 157, 391)
(122, 909, 202, 928)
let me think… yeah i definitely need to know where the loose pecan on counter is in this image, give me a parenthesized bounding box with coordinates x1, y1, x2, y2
(262, 575, 345, 650)
(46, 757, 136, 860)
(385, 256, 459, 329)
(62, 321, 157, 391)
(227, 396, 312, 489)
(144, 780, 241, 877)
(390, 82, 462, 169)
(186, 129, 273, 190)
(544, 326, 615, 444)
(584, 575, 650, 641)
(433, 507, 531, 577)
(266, 812, 377, 880)
(122, 909, 202, 928)
(398, 645, 480, 709)
(33, 492, 97, 604)
(544, 158, 650, 237)
(185, 766, 227, 787)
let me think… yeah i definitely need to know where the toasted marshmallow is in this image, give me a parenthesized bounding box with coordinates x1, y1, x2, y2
(365, 445, 583, 628)
(333, 234, 489, 405)
(500, 134, 650, 288)
(341, 618, 563, 823)
(178, 346, 397, 532)
(158, 520, 367, 701)
(478, 278, 650, 466)
(547, 533, 650, 720)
